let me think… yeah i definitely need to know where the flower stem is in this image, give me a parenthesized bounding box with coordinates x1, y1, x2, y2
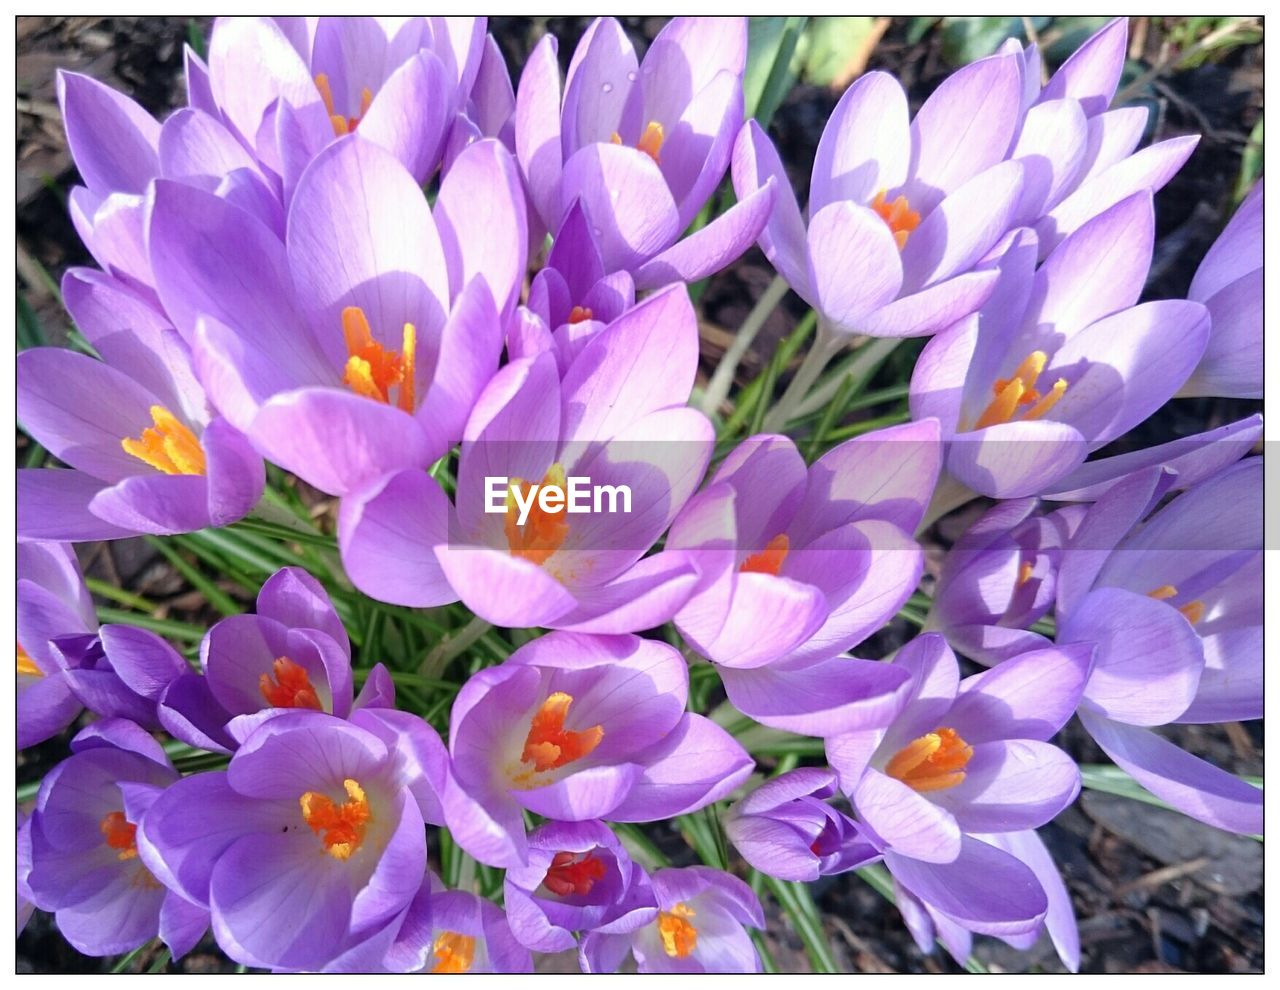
(418, 613, 494, 677)
(760, 319, 845, 433)
(792, 336, 901, 420)
(699, 274, 790, 417)
(915, 471, 977, 534)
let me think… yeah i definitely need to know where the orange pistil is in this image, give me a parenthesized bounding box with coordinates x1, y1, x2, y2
(315, 73, 373, 137)
(885, 727, 973, 793)
(300, 778, 371, 860)
(568, 305, 594, 324)
(431, 931, 476, 974)
(520, 693, 604, 774)
(543, 850, 608, 897)
(259, 657, 323, 710)
(1147, 584, 1205, 626)
(121, 406, 206, 476)
(504, 464, 571, 565)
(872, 189, 921, 250)
(974, 350, 1068, 430)
(740, 533, 790, 576)
(17, 643, 41, 678)
(341, 306, 417, 412)
(610, 120, 665, 164)
(100, 811, 140, 861)
(657, 902, 698, 958)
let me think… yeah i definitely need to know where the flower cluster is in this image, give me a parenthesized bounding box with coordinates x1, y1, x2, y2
(17, 15, 1261, 974)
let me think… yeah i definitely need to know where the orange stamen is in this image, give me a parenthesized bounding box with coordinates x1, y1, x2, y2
(259, 657, 323, 710)
(504, 464, 571, 566)
(543, 850, 608, 897)
(1017, 560, 1035, 586)
(431, 932, 476, 974)
(568, 305, 594, 324)
(121, 406, 206, 475)
(975, 350, 1067, 430)
(100, 811, 139, 861)
(299, 778, 371, 860)
(657, 902, 698, 958)
(885, 727, 973, 793)
(1148, 585, 1204, 626)
(610, 121, 665, 164)
(520, 692, 604, 774)
(315, 74, 373, 136)
(17, 643, 41, 678)
(872, 189, 921, 250)
(341, 306, 417, 412)
(740, 533, 790, 576)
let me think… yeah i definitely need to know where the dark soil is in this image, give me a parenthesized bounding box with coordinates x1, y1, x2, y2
(15, 15, 1263, 975)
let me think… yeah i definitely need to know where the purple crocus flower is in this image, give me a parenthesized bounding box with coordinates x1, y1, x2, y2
(199, 17, 485, 188)
(911, 192, 1210, 498)
(995, 18, 1199, 254)
(148, 134, 519, 499)
(665, 421, 939, 733)
(724, 768, 878, 882)
(1179, 179, 1263, 399)
(17, 541, 95, 748)
(440, 632, 753, 868)
(734, 52, 1029, 339)
(137, 707, 446, 972)
(341, 285, 712, 630)
(504, 819, 657, 953)
(581, 866, 764, 973)
(516, 17, 775, 289)
(928, 498, 1085, 665)
(158, 567, 391, 753)
(895, 828, 1080, 972)
(825, 633, 1088, 937)
(26, 720, 209, 958)
(417, 871, 533, 973)
(17, 269, 264, 543)
(1056, 460, 1263, 834)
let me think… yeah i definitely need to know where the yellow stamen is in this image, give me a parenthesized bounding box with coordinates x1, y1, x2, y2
(885, 727, 973, 793)
(504, 464, 570, 565)
(121, 406, 206, 475)
(740, 533, 790, 576)
(1147, 585, 1205, 626)
(300, 778, 371, 860)
(658, 902, 698, 958)
(431, 931, 476, 973)
(341, 307, 417, 412)
(1147, 585, 1178, 601)
(1017, 561, 1035, 586)
(610, 121, 666, 164)
(17, 643, 41, 678)
(975, 350, 1068, 430)
(315, 74, 373, 137)
(519, 692, 604, 775)
(872, 189, 921, 250)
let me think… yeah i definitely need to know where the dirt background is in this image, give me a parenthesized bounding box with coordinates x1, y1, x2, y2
(16, 15, 1263, 974)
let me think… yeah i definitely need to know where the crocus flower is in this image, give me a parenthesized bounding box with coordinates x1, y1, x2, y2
(137, 708, 447, 972)
(504, 819, 657, 953)
(1056, 460, 1263, 834)
(724, 768, 878, 882)
(734, 52, 1030, 339)
(894, 828, 1079, 972)
(148, 134, 520, 498)
(580, 866, 764, 974)
(440, 632, 753, 868)
(825, 634, 1089, 937)
(1179, 179, 1263, 398)
(17, 541, 95, 748)
(159, 566, 392, 753)
(911, 192, 1210, 498)
(341, 285, 713, 630)
(199, 17, 485, 188)
(26, 719, 209, 958)
(665, 421, 939, 733)
(17, 540, 189, 745)
(997, 18, 1200, 253)
(416, 871, 533, 973)
(516, 17, 775, 289)
(17, 269, 264, 543)
(927, 497, 1085, 665)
